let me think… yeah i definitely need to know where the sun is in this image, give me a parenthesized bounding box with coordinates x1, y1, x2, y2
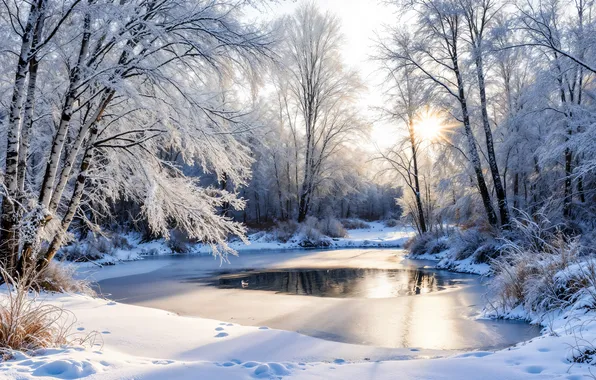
(413, 110, 445, 142)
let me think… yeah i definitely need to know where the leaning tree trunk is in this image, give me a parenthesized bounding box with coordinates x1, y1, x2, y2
(453, 59, 498, 227)
(38, 125, 100, 272)
(19, 91, 113, 273)
(474, 52, 510, 228)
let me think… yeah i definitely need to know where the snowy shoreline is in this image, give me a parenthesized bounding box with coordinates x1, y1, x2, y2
(3, 226, 596, 379)
(1, 283, 593, 379)
(73, 222, 413, 268)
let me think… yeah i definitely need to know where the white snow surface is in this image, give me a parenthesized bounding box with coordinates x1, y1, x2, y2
(72, 222, 413, 271)
(0, 289, 594, 379)
(3, 225, 596, 379)
(412, 248, 492, 276)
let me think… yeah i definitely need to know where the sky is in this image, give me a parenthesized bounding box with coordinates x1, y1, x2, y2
(249, 0, 403, 149)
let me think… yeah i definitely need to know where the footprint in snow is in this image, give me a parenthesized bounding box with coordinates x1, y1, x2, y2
(77, 327, 85, 331)
(537, 348, 550, 352)
(106, 302, 116, 306)
(333, 359, 346, 365)
(215, 332, 229, 338)
(258, 326, 269, 330)
(525, 365, 545, 374)
(226, 323, 234, 326)
(219, 322, 227, 326)
(101, 331, 111, 335)
(215, 327, 225, 331)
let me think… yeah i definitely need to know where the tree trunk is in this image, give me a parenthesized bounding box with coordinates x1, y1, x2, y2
(453, 59, 498, 227)
(408, 121, 427, 234)
(474, 52, 510, 228)
(0, 0, 44, 271)
(38, 126, 100, 271)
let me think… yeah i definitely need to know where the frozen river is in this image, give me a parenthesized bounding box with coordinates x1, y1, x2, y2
(93, 248, 540, 351)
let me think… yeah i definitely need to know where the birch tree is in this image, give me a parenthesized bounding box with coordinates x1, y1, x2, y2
(380, 1, 499, 227)
(459, 0, 511, 227)
(0, 0, 272, 277)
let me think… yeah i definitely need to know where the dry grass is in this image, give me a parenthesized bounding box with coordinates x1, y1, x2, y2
(489, 212, 590, 314)
(0, 267, 100, 357)
(37, 262, 95, 296)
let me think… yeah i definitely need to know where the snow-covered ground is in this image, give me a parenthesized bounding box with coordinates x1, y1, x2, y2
(411, 248, 492, 276)
(0, 290, 594, 379)
(76, 222, 414, 266)
(3, 226, 596, 379)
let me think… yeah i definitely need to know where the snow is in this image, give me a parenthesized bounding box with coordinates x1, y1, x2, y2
(1, 289, 594, 379)
(71, 223, 413, 271)
(3, 226, 595, 379)
(214, 222, 413, 253)
(410, 248, 492, 276)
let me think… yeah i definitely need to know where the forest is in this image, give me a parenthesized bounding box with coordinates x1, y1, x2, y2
(1, 0, 596, 379)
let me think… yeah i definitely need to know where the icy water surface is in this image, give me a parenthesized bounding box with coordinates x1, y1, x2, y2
(95, 249, 541, 351)
(194, 267, 467, 298)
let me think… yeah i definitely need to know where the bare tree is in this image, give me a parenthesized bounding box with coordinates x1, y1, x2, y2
(279, 2, 365, 223)
(380, 1, 499, 227)
(375, 65, 430, 234)
(459, 0, 511, 227)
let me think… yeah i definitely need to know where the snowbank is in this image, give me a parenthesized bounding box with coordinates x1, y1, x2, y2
(412, 247, 492, 276)
(71, 223, 413, 268)
(0, 291, 594, 379)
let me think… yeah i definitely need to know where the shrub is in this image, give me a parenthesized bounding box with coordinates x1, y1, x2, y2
(300, 217, 323, 242)
(451, 229, 489, 261)
(167, 229, 192, 253)
(427, 238, 449, 254)
(317, 217, 347, 238)
(406, 232, 446, 256)
(341, 219, 370, 230)
(57, 241, 104, 262)
(384, 219, 400, 227)
(472, 242, 502, 264)
(110, 233, 132, 250)
(489, 213, 593, 315)
(37, 262, 95, 296)
(272, 220, 300, 243)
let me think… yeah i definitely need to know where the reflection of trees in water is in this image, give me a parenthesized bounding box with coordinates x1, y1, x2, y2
(217, 268, 455, 297)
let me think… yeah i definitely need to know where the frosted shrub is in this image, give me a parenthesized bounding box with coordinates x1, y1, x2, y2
(110, 233, 132, 250)
(490, 213, 592, 315)
(406, 232, 447, 256)
(301, 217, 323, 242)
(166, 229, 192, 253)
(341, 219, 370, 230)
(384, 219, 400, 228)
(317, 217, 347, 238)
(272, 220, 300, 243)
(58, 242, 103, 262)
(452, 229, 490, 261)
(37, 263, 95, 296)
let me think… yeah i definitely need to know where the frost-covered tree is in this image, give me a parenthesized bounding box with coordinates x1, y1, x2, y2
(380, 0, 500, 227)
(277, 2, 366, 223)
(0, 0, 272, 276)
